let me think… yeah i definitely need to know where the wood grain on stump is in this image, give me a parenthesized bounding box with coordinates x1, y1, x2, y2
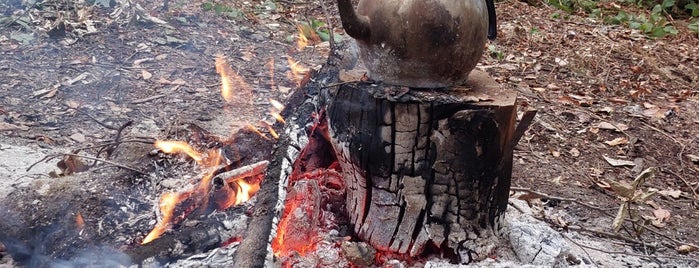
(324, 70, 517, 260)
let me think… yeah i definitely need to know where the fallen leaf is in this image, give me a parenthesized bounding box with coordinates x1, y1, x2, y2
(551, 150, 561, 157)
(598, 122, 628, 132)
(653, 208, 671, 221)
(612, 203, 628, 232)
(70, 133, 86, 143)
(603, 156, 635, 167)
(65, 100, 81, 109)
(604, 137, 629, 146)
(608, 180, 635, 198)
(658, 189, 682, 199)
(677, 245, 697, 254)
(0, 122, 29, 131)
(686, 154, 699, 164)
(141, 70, 152, 80)
(569, 148, 580, 157)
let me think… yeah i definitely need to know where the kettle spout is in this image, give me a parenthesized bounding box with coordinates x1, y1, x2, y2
(337, 0, 371, 40)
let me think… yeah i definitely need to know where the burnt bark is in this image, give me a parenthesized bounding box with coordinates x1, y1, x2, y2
(324, 70, 519, 261)
(232, 53, 342, 268)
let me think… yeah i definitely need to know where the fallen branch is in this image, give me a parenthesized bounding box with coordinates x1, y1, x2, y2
(26, 153, 147, 175)
(510, 187, 699, 255)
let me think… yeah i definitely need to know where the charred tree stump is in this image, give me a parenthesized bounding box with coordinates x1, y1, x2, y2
(324, 70, 520, 262)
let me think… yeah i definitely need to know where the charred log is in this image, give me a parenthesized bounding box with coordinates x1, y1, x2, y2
(323, 70, 521, 262)
(232, 52, 343, 268)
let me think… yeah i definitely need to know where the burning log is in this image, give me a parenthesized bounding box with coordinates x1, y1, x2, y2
(324, 70, 528, 262)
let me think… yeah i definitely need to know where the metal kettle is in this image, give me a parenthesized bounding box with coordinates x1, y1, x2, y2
(337, 0, 497, 88)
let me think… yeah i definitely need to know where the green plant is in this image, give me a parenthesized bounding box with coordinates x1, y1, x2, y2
(488, 44, 504, 60)
(201, 2, 243, 18)
(298, 18, 342, 43)
(689, 19, 699, 32)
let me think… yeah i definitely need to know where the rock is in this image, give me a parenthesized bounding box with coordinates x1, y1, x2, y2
(340, 241, 375, 266)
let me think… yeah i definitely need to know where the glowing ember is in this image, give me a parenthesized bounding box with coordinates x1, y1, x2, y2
(154, 140, 203, 163)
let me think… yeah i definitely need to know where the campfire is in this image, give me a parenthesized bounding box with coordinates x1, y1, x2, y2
(0, 13, 527, 268)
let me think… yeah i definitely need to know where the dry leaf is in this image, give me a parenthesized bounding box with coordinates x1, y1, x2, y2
(604, 137, 629, 146)
(677, 245, 697, 254)
(141, 70, 152, 80)
(658, 189, 682, 199)
(70, 133, 86, 143)
(597, 122, 628, 132)
(551, 150, 561, 157)
(608, 180, 634, 198)
(0, 122, 29, 131)
(65, 100, 81, 109)
(612, 203, 628, 232)
(603, 156, 635, 167)
(653, 208, 671, 221)
(569, 148, 580, 157)
(685, 154, 699, 164)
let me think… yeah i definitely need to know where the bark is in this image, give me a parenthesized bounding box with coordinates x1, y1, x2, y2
(324, 70, 520, 262)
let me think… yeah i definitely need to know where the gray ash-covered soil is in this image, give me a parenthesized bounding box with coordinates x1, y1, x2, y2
(1, 0, 698, 267)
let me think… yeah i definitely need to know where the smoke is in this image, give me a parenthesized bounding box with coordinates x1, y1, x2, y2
(1, 237, 131, 268)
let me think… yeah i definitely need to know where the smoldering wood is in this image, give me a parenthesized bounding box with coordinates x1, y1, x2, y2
(323, 70, 520, 261)
(124, 206, 250, 264)
(232, 52, 342, 268)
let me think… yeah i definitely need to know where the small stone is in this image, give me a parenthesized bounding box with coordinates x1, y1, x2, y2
(341, 241, 376, 266)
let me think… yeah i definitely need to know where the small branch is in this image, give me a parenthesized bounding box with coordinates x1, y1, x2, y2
(511, 187, 699, 256)
(27, 153, 147, 175)
(566, 225, 643, 246)
(510, 187, 609, 212)
(562, 233, 699, 263)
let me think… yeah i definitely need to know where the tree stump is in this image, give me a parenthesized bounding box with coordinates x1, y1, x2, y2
(324, 70, 518, 262)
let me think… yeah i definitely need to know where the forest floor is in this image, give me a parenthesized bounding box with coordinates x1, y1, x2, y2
(1, 0, 698, 267)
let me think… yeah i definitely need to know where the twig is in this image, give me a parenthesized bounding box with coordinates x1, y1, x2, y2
(214, 160, 269, 181)
(639, 120, 682, 146)
(318, 0, 336, 53)
(561, 233, 600, 268)
(27, 153, 147, 175)
(566, 225, 643, 246)
(511, 187, 699, 254)
(510, 187, 609, 212)
(68, 106, 119, 130)
(562, 233, 699, 263)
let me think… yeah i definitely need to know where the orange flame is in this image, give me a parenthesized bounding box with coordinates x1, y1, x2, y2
(296, 28, 309, 51)
(155, 140, 203, 163)
(245, 123, 270, 140)
(234, 179, 260, 205)
(286, 57, 308, 87)
(142, 192, 185, 244)
(75, 212, 85, 230)
(266, 58, 276, 91)
(269, 99, 285, 111)
(215, 55, 251, 103)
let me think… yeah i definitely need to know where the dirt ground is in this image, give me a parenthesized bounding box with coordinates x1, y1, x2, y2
(1, 0, 698, 267)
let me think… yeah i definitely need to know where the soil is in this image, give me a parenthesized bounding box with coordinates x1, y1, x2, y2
(1, 0, 698, 267)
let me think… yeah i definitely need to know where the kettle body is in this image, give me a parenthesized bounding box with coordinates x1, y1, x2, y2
(338, 0, 492, 88)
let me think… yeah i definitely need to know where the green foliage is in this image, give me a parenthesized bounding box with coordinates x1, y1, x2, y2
(201, 2, 243, 18)
(607, 4, 679, 37)
(488, 44, 504, 60)
(546, 0, 691, 38)
(689, 19, 699, 32)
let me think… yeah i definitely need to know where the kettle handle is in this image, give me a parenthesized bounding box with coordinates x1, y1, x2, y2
(337, 0, 371, 40)
(486, 0, 497, 40)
